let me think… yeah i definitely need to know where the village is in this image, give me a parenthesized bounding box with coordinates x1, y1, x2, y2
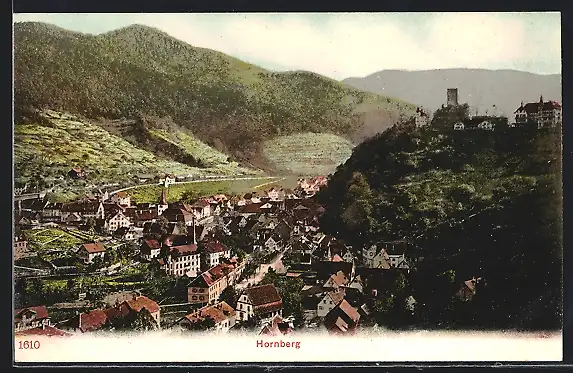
(13, 91, 562, 338)
(13, 172, 428, 338)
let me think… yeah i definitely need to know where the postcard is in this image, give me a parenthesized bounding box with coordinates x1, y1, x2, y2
(12, 12, 563, 364)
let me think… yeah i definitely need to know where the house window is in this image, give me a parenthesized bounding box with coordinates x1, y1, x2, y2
(319, 306, 323, 310)
(192, 296, 197, 300)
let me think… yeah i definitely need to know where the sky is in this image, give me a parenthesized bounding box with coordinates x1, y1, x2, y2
(12, 12, 561, 80)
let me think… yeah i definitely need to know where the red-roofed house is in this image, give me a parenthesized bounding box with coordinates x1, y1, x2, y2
(14, 306, 50, 332)
(324, 299, 360, 335)
(514, 97, 562, 128)
(201, 241, 231, 270)
(187, 259, 245, 305)
(140, 239, 162, 261)
(177, 301, 237, 332)
(78, 242, 106, 264)
(259, 315, 293, 336)
(236, 284, 283, 322)
(323, 270, 349, 289)
(118, 295, 161, 327)
(76, 309, 110, 333)
(167, 244, 200, 277)
(15, 325, 72, 337)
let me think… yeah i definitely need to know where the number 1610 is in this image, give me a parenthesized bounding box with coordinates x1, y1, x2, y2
(18, 340, 40, 349)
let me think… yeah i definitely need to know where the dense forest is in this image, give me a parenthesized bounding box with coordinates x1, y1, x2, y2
(317, 112, 563, 330)
(13, 22, 415, 167)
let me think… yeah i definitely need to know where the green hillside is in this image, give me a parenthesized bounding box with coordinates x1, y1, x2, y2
(13, 22, 416, 170)
(14, 110, 258, 189)
(317, 122, 562, 330)
(262, 133, 354, 175)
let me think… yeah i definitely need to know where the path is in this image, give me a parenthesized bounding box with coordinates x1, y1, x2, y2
(253, 177, 286, 190)
(235, 249, 287, 291)
(39, 234, 66, 246)
(109, 176, 280, 195)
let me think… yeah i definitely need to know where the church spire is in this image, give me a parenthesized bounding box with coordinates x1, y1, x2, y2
(160, 188, 167, 205)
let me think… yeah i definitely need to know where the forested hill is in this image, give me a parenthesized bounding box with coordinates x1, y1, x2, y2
(13, 22, 416, 169)
(316, 123, 562, 330)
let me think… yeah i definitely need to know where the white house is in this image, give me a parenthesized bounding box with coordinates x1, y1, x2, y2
(342, 249, 355, 263)
(317, 289, 345, 318)
(110, 191, 131, 207)
(167, 244, 201, 277)
(78, 243, 106, 264)
(202, 241, 231, 269)
(264, 236, 281, 253)
(362, 245, 391, 269)
(104, 211, 132, 233)
(140, 239, 162, 261)
(236, 284, 283, 322)
(159, 174, 176, 187)
(347, 275, 364, 293)
(266, 188, 280, 201)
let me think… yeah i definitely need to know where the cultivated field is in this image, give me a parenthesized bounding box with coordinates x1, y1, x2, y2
(14, 110, 257, 187)
(128, 177, 282, 204)
(262, 132, 354, 176)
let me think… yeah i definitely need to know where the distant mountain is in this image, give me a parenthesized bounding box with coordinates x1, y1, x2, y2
(13, 22, 416, 174)
(343, 69, 562, 119)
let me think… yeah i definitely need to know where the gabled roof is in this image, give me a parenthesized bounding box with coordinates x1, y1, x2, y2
(184, 301, 235, 324)
(82, 243, 106, 253)
(259, 315, 292, 336)
(15, 326, 71, 337)
(143, 239, 161, 250)
(14, 305, 49, 321)
(325, 289, 345, 306)
(122, 296, 160, 314)
(325, 270, 348, 287)
(202, 241, 229, 254)
(192, 199, 211, 208)
(242, 284, 282, 307)
(79, 309, 109, 333)
(170, 244, 199, 256)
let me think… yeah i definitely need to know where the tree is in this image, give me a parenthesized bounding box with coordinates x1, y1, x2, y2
(187, 316, 216, 331)
(219, 286, 238, 308)
(85, 216, 97, 232)
(130, 309, 159, 331)
(156, 215, 170, 238)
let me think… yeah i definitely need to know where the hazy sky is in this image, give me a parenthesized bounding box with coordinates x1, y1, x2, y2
(12, 12, 561, 80)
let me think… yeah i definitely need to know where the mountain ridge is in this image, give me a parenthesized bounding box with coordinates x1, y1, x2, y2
(14, 21, 416, 174)
(342, 68, 562, 118)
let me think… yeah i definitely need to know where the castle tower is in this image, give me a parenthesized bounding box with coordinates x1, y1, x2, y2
(447, 88, 459, 106)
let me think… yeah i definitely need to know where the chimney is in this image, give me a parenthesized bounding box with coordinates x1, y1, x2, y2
(192, 215, 197, 245)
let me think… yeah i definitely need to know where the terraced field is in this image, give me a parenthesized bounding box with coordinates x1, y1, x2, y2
(14, 110, 258, 186)
(262, 133, 355, 176)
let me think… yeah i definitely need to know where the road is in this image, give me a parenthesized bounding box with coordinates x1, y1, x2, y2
(109, 176, 281, 195)
(235, 249, 287, 291)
